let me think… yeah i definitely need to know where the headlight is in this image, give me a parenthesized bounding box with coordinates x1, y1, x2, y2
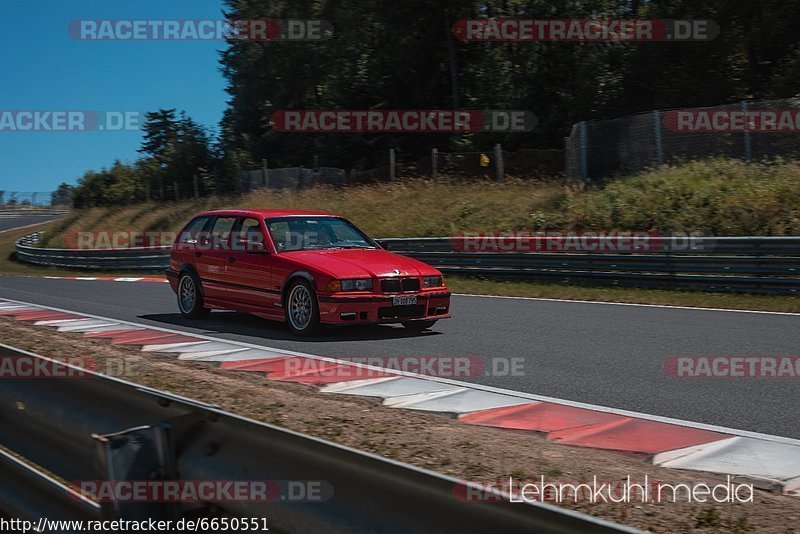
(422, 275, 444, 288)
(340, 278, 373, 291)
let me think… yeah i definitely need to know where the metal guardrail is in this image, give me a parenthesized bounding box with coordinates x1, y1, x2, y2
(0, 344, 634, 533)
(14, 233, 800, 294)
(15, 232, 170, 270)
(381, 237, 800, 295)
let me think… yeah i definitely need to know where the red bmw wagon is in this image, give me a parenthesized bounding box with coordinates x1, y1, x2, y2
(166, 209, 451, 335)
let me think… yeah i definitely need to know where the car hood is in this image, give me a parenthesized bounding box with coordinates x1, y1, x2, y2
(281, 248, 438, 279)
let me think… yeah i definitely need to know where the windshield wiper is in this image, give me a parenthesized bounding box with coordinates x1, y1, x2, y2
(289, 243, 375, 250)
(328, 242, 375, 249)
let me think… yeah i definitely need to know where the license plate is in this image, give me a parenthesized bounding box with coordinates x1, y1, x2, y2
(392, 296, 417, 306)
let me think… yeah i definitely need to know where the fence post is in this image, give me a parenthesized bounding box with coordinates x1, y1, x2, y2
(579, 121, 589, 183)
(193, 175, 200, 199)
(389, 149, 396, 181)
(742, 101, 752, 162)
(431, 148, 438, 178)
(653, 110, 663, 167)
(262, 159, 269, 188)
(493, 143, 504, 180)
(173, 181, 180, 201)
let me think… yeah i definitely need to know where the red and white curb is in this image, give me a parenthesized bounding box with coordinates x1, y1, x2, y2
(1, 296, 799, 496)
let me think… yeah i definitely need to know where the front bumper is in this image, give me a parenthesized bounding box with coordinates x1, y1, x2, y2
(317, 290, 451, 325)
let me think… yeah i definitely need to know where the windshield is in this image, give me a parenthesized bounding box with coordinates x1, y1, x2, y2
(265, 216, 378, 252)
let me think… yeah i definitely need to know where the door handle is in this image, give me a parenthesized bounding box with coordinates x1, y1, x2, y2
(227, 256, 236, 263)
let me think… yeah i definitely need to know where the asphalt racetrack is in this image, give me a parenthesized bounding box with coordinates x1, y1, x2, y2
(1, 275, 798, 438)
(0, 212, 63, 232)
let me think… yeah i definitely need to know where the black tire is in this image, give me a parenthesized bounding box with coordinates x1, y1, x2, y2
(401, 319, 437, 331)
(285, 279, 320, 336)
(177, 272, 211, 319)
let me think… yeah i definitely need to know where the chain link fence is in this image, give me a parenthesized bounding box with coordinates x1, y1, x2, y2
(236, 167, 347, 193)
(565, 98, 800, 182)
(399, 148, 563, 178)
(239, 147, 564, 189)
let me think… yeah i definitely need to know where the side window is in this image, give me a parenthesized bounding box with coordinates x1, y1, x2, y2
(209, 216, 237, 250)
(178, 216, 211, 245)
(233, 218, 265, 251)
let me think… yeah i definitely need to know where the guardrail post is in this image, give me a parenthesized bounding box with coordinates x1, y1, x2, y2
(94, 423, 181, 521)
(431, 148, 438, 178)
(389, 149, 396, 181)
(262, 159, 269, 188)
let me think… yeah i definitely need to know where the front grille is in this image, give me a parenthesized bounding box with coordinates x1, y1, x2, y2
(402, 277, 420, 292)
(380, 277, 420, 293)
(378, 305, 425, 319)
(381, 279, 402, 293)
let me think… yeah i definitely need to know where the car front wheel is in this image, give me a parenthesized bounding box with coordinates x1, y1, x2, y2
(285, 280, 320, 336)
(177, 272, 211, 319)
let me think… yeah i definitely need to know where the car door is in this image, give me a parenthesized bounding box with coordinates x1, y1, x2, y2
(225, 216, 279, 311)
(263, 218, 301, 302)
(198, 215, 238, 302)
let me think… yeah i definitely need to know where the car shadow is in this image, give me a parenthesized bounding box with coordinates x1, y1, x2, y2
(138, 311, 443, 342)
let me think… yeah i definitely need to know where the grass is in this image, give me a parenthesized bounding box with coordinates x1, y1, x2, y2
(562, 159, 800, 235)
(3, 159, 798, 312)
(0, 221, 152, 277)
(37, 159, 800, 247)
(36, 176, 567, 247)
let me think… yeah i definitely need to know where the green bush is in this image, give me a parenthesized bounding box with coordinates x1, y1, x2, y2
(562, 159, 800, 235)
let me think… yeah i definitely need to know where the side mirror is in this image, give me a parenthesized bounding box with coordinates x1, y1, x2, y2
(376, 240, 388, 250)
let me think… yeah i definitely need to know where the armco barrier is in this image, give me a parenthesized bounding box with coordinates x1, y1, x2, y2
(0, 343, 635, 533)
(14, 233, 800, 294)
(14, 232, 170, 270)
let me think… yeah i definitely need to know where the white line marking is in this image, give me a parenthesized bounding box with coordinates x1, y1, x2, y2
(452, 293, 800, 316)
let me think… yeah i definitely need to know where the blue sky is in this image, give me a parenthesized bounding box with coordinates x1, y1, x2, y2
(0, 0, 229, 192)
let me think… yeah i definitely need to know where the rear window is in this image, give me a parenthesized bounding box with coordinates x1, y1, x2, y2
(178, 216, 211, 244)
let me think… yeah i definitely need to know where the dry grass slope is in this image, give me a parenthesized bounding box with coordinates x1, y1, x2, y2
(38, 159, 800, 249)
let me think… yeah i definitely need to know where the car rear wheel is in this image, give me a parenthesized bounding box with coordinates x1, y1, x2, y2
(177, 272, 211, 319)
(402, 319, 437, 331)
(285, 280, 320, 336)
